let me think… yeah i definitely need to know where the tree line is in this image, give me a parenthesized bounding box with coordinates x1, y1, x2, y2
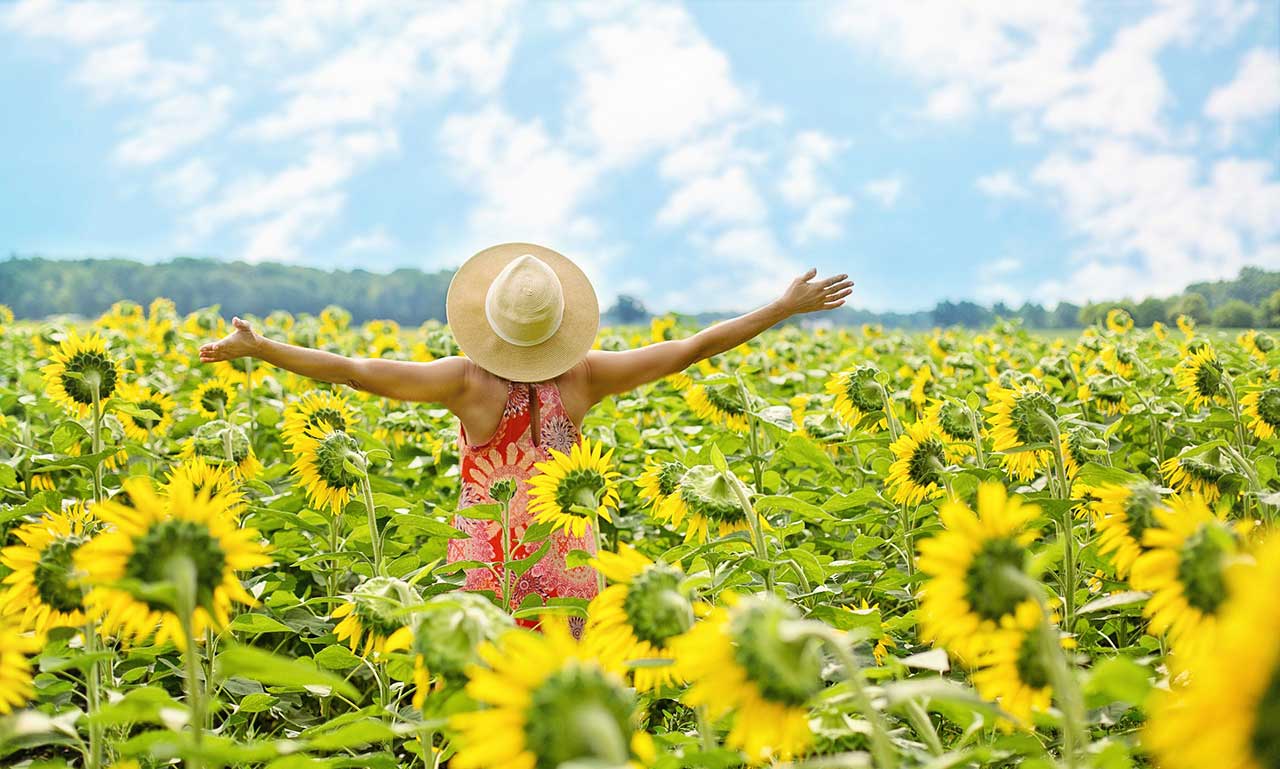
(2, 255, 1277, 329)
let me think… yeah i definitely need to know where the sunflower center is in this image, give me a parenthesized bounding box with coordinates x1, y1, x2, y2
(524, 664, 634, 769)
(964, 537, 1029, 621)
(554, 469, 607, 513)
(315, 430, 363, 489)
(191, 420, 250, 465)
(125, 520, 227, 610)
(1009, 391, 1057, 445)
(1251, 664, 1280, 766)
(34, 536, 88, 613)
(1193, 359, 1223, 398)
(730, 597, 825, 707)
(1258, 388, 1280, 427)
(1122, 484, 1161, 544)
(677, 465, 745, 523)
(308, 408, 348, 433)
(1176, 524, 1232, 615)
(622, 564, 693, 647)
(1014, 626, 1052, 690)
(200, 386, 231, 414)
(62, 350, 118, 404)
(908, 436, 947, 487)
(938, 402, 973, 440)
(704, 385, 745, 416)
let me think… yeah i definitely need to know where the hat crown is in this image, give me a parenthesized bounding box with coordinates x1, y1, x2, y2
(484, 254, 565, 347)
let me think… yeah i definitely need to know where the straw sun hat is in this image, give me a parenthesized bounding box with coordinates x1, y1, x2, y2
(446, 242, 600, 382)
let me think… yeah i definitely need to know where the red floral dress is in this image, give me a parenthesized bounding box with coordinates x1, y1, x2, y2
(446, 380, 598, 632)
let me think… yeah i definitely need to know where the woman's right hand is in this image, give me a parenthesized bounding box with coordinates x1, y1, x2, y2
(199, 317, 261, 363)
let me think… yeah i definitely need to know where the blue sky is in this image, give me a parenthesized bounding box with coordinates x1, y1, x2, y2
(2, 1, 1278, 313)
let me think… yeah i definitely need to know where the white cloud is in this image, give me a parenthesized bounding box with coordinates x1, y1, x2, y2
(115, 86, 233, 166)
(794, 197, 855, 245)
(242, 194, 345, 263)
(5, 0, 153, 45)
(343, 227, 397, 253)
(1205, 47, 1280, 141)
(976, 170, 1029, 199)
(657, 167, 767, 228)
(156, 159, 217, 206)
(779, 131, 854, 244)
(864, 176, 904, 207)
(922, 82, 975, 121)
(985, 257, 1022, 276)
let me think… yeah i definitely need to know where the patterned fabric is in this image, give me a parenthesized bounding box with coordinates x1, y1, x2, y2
(447, 380, 598, 631)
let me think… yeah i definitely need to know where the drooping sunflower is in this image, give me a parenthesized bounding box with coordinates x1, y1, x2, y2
(451, 620, 654, 769)
(1143, 536, 1280, 769)
(986, 383, 1058, 482)
(886, 420, 950, 506)
(392, 592, 513, 709)
(164, 457, 245, 515)
(1105, 308, 1133, 334)
(1130, 494, 1242, 650)
(1088, 481, 1166, 578)
(189, 374, 240, 419)
(0, 503, 99, 635)
(1237, 329, 1274, 362)
(291, 420, 364, 514)
(527, 438, 621, 538)
(672, 593, 822, 764)
(923, 400, 976, 457)
(332, 576, 419, 659)
(1077, 374, 1128, 416)
(908, 365, 934, 409)
(587, 543, 695, 692)
(970, 601, 1073, 729)
(0, 615, 39, 715)
(825, 365, 884, 429)
(1241, 386, 1280, 441)
(684, 382, 750, 433)
(917, 482, 1041, 661)
(1173, 346, 1226, 410)
(1160, 452, 1229, 504)
(1152, 320, 1168, 340)
(1176, 314, 1196, 338)
(75, 477, 271, 650)
(653, 464, 759, 543)
(636, 457, 685, 513)
(115, 381, 177, 443)
(41, 329, 125, 417)
(281, 390, 356, 449)
(180, 419, 263, 480)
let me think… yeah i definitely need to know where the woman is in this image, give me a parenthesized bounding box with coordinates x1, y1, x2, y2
(199, 242, 851, 618)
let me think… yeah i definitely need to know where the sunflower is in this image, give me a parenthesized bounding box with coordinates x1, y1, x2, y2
(281, 390, 356, 449)
(1160, 452, 1228, 504)
(527, 438, 621, 538)
(41, 329, 124, 417)
(826, 365, 883, 429)
(1077, 374, 1128, 416)
(181, 419, 263, 480)
(908, 365, 934, 409)
(1173, 346, 1226, 410)
(986, 383, 1058, 482)
(1143, 536, 1280, 769)
(164, 457, 245, 513)
(115, 381, 177, 443)
(189, 374, 239, 420)
(653, 464, 759, 543)
(917, 482, 1041, 661)
(393, 592, 513, 709)
(1237, 329, 1273, 362)
(1241, 386, 1280, 441)
(451, 620, 654, 769)
(971, 601, 1072, 729)
(332, 576, 419, 658)
(672, 593, 821, 764)
(1152, 320, 1168, 340)
(1089, 481, 1166, 578)
(75, 477, 270, 650)
(1105, 308, 1133, 334)
(291, 420, 364, 514)
(923, 400, 976, 457)
(0, 615, 39, 714)
(587, 544, 695, 692)
(886, 420, 949, 506)
(636, 457, 685, 513)
(1176, 314, 1196, 338)
(651, 314, 677, 343)
(1130, 494, 1242, 650)
(0, 503, 99, 635)
(685, 383, 750, 432)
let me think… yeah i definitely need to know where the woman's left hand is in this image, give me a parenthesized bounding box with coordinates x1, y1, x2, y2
(777, 268, 854, 314)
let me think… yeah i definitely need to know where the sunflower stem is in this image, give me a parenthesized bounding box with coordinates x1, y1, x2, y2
(875, 383, 901, 442)
(966, 404, 986, 468)
(89, 378, 103, 504)
(735, 374, 765, 492)
(801, 623, 897, 769)
(83, 624, 104, 769)
(725, 470, 773, 592)
(695, 705, 717, 753)
(359, 466, 384, 577)
(173, 555, 206, 769)
(1222, 375, 1250, 458)
(591, 508, 605, 595)
(245, 356, 256, 450)
(1038, 411, 1077, 633)
(327, 512, 341, 599)
(500, 496, 513, 611)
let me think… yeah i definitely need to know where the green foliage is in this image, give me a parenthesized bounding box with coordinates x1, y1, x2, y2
(1212, 298, 1258, 328)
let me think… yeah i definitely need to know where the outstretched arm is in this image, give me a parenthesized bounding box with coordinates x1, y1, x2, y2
(199, 317, 469, 407)
(583, 268, 852, 401)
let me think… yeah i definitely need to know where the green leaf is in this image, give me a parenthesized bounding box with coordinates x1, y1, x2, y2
(1076, 462, 1146, 488)
(507, 539, 552, 580)
(565, 548, 594, 570)
(215, 644, 360, 701)
(1079, 591, 1149, 615)
(1085, 656, 1152, 708)
(709, 443, 729, 472)
(390, 514, 468, 539)
(313, 645, 362, 672)
(228, 613, 293, 634)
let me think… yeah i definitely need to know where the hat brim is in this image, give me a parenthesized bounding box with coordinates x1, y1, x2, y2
(446, 243, 599, 382)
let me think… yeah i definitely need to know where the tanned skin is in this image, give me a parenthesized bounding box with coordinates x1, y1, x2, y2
(198, 269, 853, 445)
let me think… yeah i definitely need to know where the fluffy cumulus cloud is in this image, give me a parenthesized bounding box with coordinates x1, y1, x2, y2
(1204, 47, 1280, 141)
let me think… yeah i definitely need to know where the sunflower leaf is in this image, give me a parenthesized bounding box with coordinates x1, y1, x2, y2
(215, 643, 360, 702)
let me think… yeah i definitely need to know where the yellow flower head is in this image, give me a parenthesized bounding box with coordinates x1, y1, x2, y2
(1241, 386, 1280, 441)
(291, 420, 364, 514)
(923, 400, 977, 457)
(826, 365, 883, 430)
(886, 420, 950, 506)
(451, 620, 653, 769)
(1, 503, 99, 635)
(165, 457, 246, 516)
(636, 457, 684, 512)
(1105, 308, 1133, 334)
(527, 438, 621, 538)
(684, 383, 750, 433)
(181, 419, 263, 481)
(1160, 452, 1228, 504)
(651, 464, 760, 544)
(115, 381, 177, 443)
(1089, 481, 1166, 578)
(75, 477, 271, 650)
(587, 544, 695, 692)
(0, 615, 40, 714)
(985, 384, 1058, 482)
(189, 374, 240, 419)
(332, 576, 418, 659)
(41, 329, 125, 417)
(971, 601, 1073, 729)
(1174, 346, 1226, 410)
(281, 390, 356, 449)
(917, 482, 1041, 661)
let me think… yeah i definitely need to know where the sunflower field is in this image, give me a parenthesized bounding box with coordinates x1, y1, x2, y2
(1, 299, 1278, 769)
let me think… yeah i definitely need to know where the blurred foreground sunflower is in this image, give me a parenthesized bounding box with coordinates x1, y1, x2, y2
(0, 503, 99, 635)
